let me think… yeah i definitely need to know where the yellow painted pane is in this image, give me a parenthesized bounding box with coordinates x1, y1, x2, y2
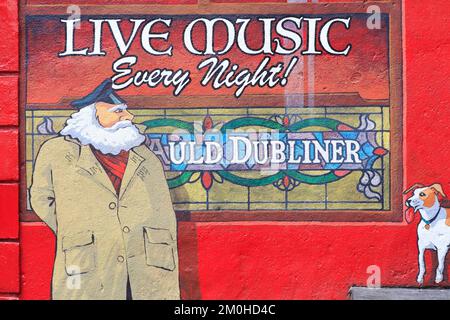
(173, 203, 206, 211)
(250, 184, 285, 203)
(327, 202, 382, 210)
(166, 108, 208, 116)
(327, 172, 381, 203)
(170, 182, 206, 205)
(287, 203, 326, 210)
(209, 108, 248, 116)
(288, 184, 326, 201)
(382, 107, 390, 130)
(250, 202, 286, 210)
(26, 162, 33, 188)
(208, 179, 249, 204)
(209, 202, 248, 210)
(327, 106, 382, 114)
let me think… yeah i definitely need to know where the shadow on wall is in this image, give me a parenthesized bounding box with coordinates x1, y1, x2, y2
(178, 222, 202, 300)
(171, 182, 202, 300)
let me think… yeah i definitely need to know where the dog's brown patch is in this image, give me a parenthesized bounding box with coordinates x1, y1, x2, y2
(442, 199, 450, 208)
(422, 188, 437, 208)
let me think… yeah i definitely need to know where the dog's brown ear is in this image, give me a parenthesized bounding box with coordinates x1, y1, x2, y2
(403, 183, 424, 195)
(430, 183, 447, 198)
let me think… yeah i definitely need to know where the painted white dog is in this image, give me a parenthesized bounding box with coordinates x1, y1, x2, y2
(405, 184, 450, 284)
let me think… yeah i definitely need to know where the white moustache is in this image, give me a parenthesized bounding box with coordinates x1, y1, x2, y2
(104, 120, 134, 131)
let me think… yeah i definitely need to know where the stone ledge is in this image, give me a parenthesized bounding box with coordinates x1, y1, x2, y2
(350, 287, 450, 300)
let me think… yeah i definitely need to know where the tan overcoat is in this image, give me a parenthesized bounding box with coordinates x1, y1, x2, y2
(30, 136, 180, 300)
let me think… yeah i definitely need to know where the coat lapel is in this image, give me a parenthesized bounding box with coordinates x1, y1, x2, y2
(119, 145, 145, 199)
(75, 142, 117, 196)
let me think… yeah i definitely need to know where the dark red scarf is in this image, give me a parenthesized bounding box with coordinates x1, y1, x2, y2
(91, 146, 129, 194)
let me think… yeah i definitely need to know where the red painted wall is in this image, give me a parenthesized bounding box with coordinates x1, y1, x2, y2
(0, 0, 449, 300)
(0, 0, 19, 301)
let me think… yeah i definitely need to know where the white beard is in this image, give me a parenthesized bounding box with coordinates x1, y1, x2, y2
(60, 104, 145, 155)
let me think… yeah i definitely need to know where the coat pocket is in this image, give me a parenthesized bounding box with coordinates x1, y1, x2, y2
(62, 230, 96, 276)
(143, 227, 175, 271)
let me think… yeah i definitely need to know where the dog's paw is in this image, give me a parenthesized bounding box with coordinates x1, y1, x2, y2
(417, 275, 424, 284)
(435, 274, 444, 284)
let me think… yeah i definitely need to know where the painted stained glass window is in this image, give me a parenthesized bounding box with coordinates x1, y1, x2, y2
(23, 7, 402, 221)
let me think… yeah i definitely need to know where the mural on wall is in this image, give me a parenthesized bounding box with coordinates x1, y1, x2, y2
(23, 2, 406, 300)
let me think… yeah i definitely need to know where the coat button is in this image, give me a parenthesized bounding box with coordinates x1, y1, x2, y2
(117, 256, 125, 263)
(122, 226, 130, 233)
(109, 202, 117, 210)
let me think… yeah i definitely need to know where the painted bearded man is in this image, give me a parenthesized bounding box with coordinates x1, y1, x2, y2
(30, 79, 180, 300)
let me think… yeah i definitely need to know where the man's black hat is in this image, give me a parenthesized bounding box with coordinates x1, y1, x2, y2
(70, 79, 127, 109)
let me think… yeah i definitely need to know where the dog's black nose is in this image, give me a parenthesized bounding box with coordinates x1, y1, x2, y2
(406, 199, 412, 207)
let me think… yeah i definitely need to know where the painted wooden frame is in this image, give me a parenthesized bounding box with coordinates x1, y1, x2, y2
(19, 0, 403, 222)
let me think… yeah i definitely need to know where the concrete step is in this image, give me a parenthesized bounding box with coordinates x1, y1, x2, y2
(350, 287, 450, 300)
